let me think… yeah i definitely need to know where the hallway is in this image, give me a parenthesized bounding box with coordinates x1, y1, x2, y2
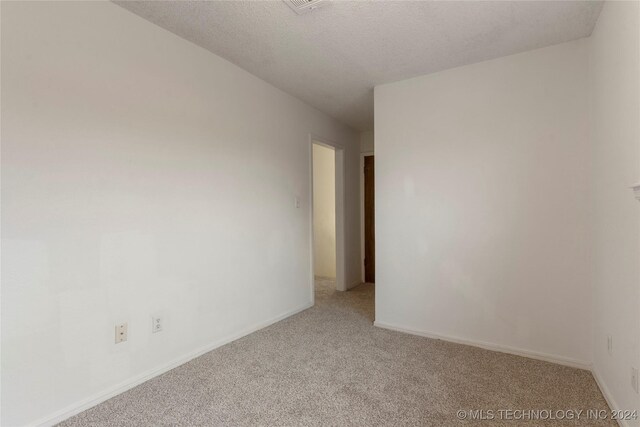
(62, 280, 612, 426)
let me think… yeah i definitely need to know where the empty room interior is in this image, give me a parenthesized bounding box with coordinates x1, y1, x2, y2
(1, 1, 639, 426)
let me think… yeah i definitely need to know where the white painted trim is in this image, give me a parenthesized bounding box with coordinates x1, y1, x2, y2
(335, 147, 346, 292)
(360, 151, 374, 283)
(307, 139, 316, 305)
(347, 281, 362, 290)
(373, 321, 591, 370)
(374, 321, 629, 423)
(309, 134, 347, 292)
(592, 366, 627, 427)
(31, 302, 313, 427)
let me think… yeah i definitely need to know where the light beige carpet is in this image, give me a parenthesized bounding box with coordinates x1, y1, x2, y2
(60, 279, 613, 426)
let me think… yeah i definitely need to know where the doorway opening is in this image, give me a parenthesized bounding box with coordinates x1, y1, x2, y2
(312, 143, 336, 285)
(310, 137, 345, 299)
(362, 153, 375, 283)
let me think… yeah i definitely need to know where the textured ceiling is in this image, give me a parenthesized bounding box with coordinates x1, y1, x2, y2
(115, 1, 603, 131)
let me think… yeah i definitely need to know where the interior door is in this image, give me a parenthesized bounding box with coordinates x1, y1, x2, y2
(364, 155, 375, 283)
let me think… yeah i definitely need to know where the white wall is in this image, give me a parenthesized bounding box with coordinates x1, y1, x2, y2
(313, 144, 336, 278)
(0, 2, 360, 425)
(374, 39, 593, 366)
(360, 130, 374, 153)
(590, 1, 640, 420)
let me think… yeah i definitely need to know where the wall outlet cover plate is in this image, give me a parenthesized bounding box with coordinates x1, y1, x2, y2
(115, 323, 128, 344)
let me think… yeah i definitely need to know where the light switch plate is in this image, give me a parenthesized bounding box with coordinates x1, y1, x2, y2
(152, 316, 163, 333)
(632, 183, 640, 202)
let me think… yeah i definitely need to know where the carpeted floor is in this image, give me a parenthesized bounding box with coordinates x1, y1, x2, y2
(61, 279, 613, 426)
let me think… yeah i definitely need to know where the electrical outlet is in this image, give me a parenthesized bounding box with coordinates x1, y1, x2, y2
(152, 316, 163, 333)
(294, 196, 300, 209)
(632, 367, 639, 394)
(607, 335, 613, 355)
(115, 323, 128, 344)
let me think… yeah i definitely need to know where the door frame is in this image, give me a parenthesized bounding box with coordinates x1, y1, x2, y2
(309, 134, 347, 303)
(360, 151, 374, 282)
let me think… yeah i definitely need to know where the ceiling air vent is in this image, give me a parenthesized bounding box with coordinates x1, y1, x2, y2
(283, 0, 327, 15)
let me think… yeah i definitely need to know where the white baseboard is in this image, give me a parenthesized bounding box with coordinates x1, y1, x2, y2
(31, 302, 314, 427)
(375, 321, 635, 425)
(373, 320, 591, 370)
(347, 280, 362, 290)
(28, 309, 626, 427)
(592, 366, 627, 427)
